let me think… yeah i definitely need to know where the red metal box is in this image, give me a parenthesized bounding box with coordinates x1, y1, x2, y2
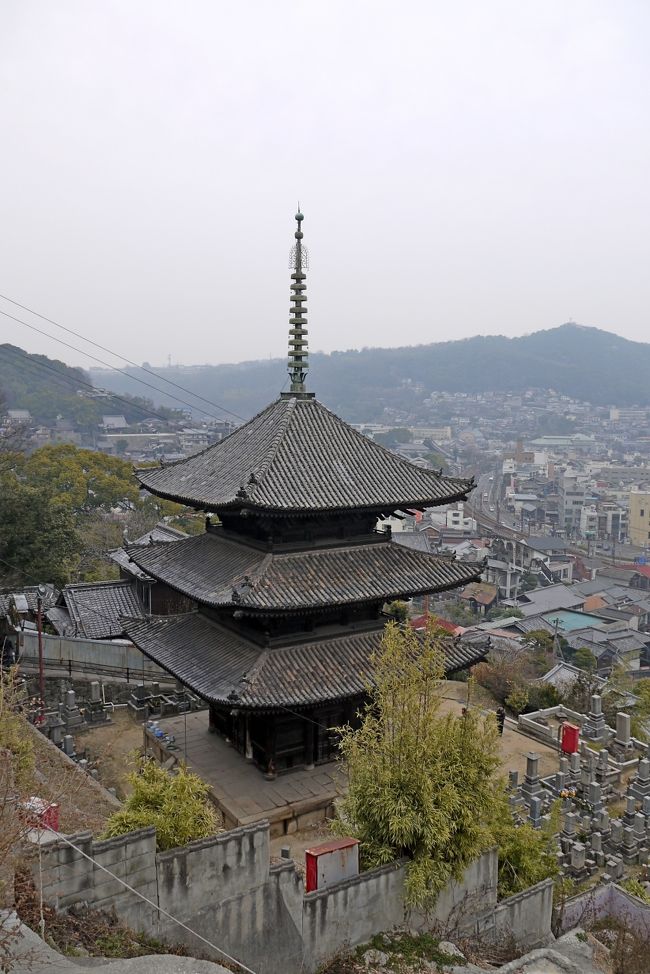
(305, 837, 360, 893)
(561, 723, 580, 754)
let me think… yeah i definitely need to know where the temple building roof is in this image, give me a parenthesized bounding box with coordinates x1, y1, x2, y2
(109, 522, 188, 581)
(137, 395, 473, 515)
(52, 580, 146, 639)
(124, 531, 483, 613)
(123, 612, 489, 711)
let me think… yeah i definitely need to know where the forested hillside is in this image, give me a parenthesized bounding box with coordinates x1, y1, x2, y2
(89, 324, 650, 422)
(0, 344, 177, 426)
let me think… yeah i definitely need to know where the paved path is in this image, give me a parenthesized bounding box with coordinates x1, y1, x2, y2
(436, 693, 560, 779)
(157, 712, 344, 830)
(157, 699, 560, 834)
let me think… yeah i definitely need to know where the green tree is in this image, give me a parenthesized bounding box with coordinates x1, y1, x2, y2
(374, 428, 412, 448)
(520, 572, 538, 592)
(22, 444, 140, 513)
(505, 685, 529, 716)
(102, 759, 220, 851)
(572, 646, 597, 674)
(333, 621, 502, 907)
(621, 877, 650, 904)
(385, 599, 409, 622)
(438, 601, 476, 626)
(1, 670, 36, 965)
(523, 630, 560, 673)
(491, 796, 559, 898)
(0, 479, 81, 587)
(523, 630, 555, 655)
(527, 684, 562, 711)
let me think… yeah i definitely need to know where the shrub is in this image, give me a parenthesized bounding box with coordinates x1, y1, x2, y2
(102, 759, 220, 851)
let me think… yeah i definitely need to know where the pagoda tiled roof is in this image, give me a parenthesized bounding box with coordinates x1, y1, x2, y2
(124, 532, 483, 613)
(122, 613, 489, 711)
(109, 522, 189, 581)
(136, 396, 473, 514)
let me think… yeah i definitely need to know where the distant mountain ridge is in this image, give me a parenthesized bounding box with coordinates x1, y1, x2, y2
(89, 324, 650, 423)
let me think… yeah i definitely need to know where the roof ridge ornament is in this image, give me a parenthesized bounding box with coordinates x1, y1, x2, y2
(288, 207, 309, 394)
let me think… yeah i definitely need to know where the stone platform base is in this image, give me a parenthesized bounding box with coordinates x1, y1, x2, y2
(145, 711, 343, 837)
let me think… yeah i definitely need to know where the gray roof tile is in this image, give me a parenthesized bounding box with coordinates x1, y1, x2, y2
(137, 396, 473, 514)
(123, 613, 489, 710)
(61, 580, 145, 639)
(124, 532, 483, 612)
(0, 586, 59, 617)
(109, 522, 189, 581)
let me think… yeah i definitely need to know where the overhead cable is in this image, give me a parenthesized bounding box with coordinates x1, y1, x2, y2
(44, 830, 258, 974)
(0, 291, 244, 420)
(0, 308, 235, 424)
(0, 342, 191, 425)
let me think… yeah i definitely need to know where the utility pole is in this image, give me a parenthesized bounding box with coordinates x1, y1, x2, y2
(37, 586, 45, 721)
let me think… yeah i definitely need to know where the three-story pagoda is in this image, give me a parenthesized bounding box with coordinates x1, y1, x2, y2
(124, 211, 484, 774)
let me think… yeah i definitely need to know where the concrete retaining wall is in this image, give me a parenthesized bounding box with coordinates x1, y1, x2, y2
(491, 879, 554, 950)
(19, 630, 167, 681)
(34, 823, 553, 974)
(303, 861, 405, 969)
(562, 882, 650, 938)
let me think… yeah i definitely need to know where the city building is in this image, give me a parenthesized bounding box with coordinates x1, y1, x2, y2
(629, 490, 650, 547)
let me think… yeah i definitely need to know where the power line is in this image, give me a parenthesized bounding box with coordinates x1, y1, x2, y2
(0, 343, 187, 426)
(0, 307, 237, 425)
(0, 291, 245, 421)
(45, 830, 257, 974)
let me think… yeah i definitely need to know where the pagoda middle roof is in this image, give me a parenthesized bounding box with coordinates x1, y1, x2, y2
(136, 395, 473, 514)
(124, 531, 483, 612)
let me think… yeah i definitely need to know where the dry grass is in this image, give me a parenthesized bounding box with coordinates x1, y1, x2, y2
(27, 723, 118, 835)
(80, 709, 145, 799)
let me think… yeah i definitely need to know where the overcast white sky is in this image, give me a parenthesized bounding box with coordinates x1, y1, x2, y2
(1, 1, 649, 369)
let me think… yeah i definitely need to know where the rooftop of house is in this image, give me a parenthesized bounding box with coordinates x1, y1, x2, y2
(101, 414, 128, 428)
(524, 536, 571, 552)
(541, 661, 606, 689)
(572, 577, 621, 597)
(52, 580, 145, 639)
(514, 583, 585, 617)
(109, 521, 189, 579)
(459, 581, 498, 606)
(540, 608, 608, 632)
(0, 585, 59, 618)
(392, 531, 439, 554)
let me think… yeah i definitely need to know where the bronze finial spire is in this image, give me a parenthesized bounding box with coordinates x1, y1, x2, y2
(288, 207, 309, 394)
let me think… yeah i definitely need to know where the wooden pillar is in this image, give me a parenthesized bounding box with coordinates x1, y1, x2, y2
(245, 715, 253, 761)
(264, 717, 277, 779)
(304, 713, 315, 770)
(208, 704, 217, 734)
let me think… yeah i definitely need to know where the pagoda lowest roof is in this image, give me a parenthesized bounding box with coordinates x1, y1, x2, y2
(137, 395, 473, 515)
(123, 612, 489, 711)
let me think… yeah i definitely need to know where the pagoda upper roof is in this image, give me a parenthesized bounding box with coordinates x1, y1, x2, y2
(122, 612, 489, 711)
(124, 531, 483, 613)
(136, 395, 473, 515)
